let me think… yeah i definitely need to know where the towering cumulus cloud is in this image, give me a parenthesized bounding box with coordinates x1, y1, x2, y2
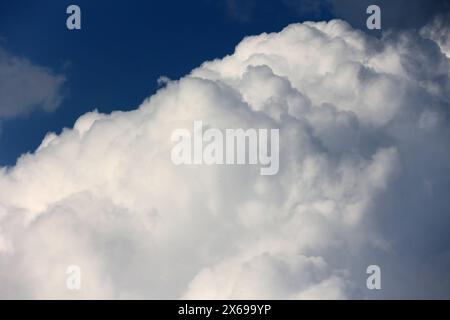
(1, 19, 450, 299)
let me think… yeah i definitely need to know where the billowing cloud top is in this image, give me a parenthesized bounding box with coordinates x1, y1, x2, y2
(0, 19, 449, 299)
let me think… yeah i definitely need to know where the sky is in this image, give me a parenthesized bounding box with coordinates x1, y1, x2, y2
(1, 0, 450, 299)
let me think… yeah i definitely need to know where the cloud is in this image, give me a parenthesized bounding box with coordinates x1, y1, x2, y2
(0, 47, 66, 119)
(0, 18, 450, 299)
(221, 0, 256, 23)
(421, 13, 450, 58)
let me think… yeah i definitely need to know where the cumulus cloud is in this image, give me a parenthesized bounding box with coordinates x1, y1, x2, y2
(0, 46, 65, 119)
(0, 18, 450, 299)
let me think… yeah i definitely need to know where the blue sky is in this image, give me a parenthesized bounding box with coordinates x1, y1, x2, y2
(0, 0, 447, 165)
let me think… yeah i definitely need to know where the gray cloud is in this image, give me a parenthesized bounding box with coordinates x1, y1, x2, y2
(0, 47, 66, 120)
(421, 13, 450, 57)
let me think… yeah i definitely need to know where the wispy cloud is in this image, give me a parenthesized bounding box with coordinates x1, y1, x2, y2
(0, 46, 66, 120)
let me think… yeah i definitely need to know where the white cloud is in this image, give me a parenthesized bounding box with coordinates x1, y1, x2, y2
(0, 47, 65, 119)
(0, 18, 450, 299)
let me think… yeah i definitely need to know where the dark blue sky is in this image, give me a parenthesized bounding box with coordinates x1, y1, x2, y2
(0, 0, 447, 165)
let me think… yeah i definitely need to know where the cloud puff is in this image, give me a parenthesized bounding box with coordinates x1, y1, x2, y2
(0, 19, 450, 299)
(0, 47, 66, 119)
